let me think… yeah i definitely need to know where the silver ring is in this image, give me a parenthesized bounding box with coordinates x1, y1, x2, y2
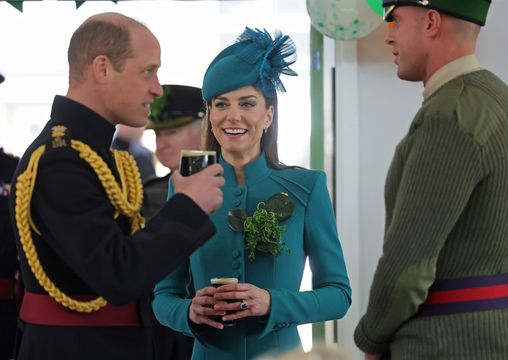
(239, 302, 248, 310)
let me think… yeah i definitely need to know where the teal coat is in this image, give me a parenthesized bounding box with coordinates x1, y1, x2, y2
(153, 154, 351, 360)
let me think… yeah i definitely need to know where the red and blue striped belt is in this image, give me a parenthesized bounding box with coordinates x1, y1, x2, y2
(418, 273, 508, 316)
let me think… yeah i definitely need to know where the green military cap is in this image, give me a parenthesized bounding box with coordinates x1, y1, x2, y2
(147, 85, 204, 131)
(383, 0, 491, 26)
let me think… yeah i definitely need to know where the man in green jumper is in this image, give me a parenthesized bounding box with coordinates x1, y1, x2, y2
(354, 1, 508, 359)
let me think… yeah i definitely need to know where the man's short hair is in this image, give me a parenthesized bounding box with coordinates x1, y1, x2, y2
(68, 20, 133, 83)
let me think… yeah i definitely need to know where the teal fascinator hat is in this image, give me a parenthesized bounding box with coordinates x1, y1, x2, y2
(202, 27, 298, 101)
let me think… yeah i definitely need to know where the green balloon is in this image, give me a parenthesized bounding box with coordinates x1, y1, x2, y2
(307, 0, 383, 41)
(366, 0, 383, 17)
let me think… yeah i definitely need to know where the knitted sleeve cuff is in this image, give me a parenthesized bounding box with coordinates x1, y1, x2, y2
(353, 317, 390, 355)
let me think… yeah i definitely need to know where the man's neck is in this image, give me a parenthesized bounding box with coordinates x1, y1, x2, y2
(423, 37, 476, 86)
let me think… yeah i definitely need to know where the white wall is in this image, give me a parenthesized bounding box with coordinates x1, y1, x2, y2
(337, 2, 508, 358)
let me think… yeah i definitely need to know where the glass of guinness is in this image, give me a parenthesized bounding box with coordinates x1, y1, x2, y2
(179, 150, 217, 176)
(210, 277, 239, 326)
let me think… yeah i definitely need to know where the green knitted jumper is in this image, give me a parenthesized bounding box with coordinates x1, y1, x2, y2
(354, 70, 508, 360)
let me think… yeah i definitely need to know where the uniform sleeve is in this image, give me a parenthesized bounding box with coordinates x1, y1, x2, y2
(260, 171, 352, 338)
(30, 150, 215, 305)
(354, 115, 485, 354)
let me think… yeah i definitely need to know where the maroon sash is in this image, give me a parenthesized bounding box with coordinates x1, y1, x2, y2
(20, 290, 140, 327)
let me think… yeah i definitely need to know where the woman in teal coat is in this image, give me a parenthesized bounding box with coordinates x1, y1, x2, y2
(152, 27, 351, 360)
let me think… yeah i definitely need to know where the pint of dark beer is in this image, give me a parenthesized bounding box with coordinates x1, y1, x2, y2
(210, 277, 239, 326)
(179, 150, 217, 176)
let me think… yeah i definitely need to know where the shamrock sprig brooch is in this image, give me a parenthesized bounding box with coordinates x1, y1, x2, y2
(228, 192, 294, 261)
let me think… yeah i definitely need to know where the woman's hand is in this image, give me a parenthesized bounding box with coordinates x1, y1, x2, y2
(213, 282, 271, 322)
(188, 286, 227, 329)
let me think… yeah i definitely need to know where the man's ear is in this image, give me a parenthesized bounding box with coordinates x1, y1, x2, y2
(91, 55, 110, 84)
(425, 9, 442, 37)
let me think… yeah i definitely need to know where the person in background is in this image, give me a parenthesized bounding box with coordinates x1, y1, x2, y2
(112, 124, 155, 182)
(9, 12, 223, 360)
(354, 1, 508, 359)
(143, 84, 204, 221)
(0, 72, 21, 360)
(152, 27, 351, 360)
(144, 84, 205, 360)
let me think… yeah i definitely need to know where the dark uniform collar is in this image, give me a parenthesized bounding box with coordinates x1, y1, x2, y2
(50, 95, 116, 149)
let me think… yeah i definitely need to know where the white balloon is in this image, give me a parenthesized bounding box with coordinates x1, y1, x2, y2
(307, 0, 383, 41)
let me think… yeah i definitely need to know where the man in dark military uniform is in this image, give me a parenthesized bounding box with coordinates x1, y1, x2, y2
(144, 84, 204, 360)
(9, 13, 224, 360)
(0, 71, 21, 360)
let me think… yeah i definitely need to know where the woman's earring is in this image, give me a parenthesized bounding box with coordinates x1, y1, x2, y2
(263, 127, 268, 134)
